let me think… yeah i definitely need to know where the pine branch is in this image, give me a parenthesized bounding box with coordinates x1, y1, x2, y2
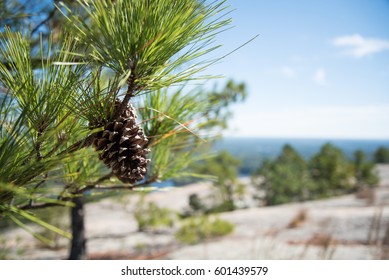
(27, 173, 48, 207)
(17, 173, 157, 211)
(115, 60, 138, 119)
(58, 0, 232, 90)
(35, 125, 47, 161)
(19, 200, 71, 211)
(81, 176, 158, 193)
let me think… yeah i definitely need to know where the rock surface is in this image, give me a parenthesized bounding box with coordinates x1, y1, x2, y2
(1, 165, 389, 260)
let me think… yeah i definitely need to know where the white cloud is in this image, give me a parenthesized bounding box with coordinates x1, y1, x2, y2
(280, 66, 296, 78)
(313, 68, 326, 85)
(226, 105, 389, 139)
(333, 34, 389, 58)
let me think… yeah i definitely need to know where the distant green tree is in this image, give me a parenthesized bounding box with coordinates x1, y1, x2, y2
(353, 150, 379, 189)
(255, 144, 315, 205)
(309, 143, 355, 197)
(374, 146, 389, 163)
(194, 150, 241, 212)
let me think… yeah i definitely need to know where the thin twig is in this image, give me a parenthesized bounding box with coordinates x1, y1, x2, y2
(35, 128, 45, 161)
(28, 173, 48, 206)
(115, 60, 138, 119)
(19, 200, 72, 211)
(81, 176, 157, 193)
(31, 5, 58, 34)
(18, 172, 113, 210)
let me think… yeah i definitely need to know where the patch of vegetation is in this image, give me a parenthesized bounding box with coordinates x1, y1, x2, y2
(255, 145, 316, 205)
(254, 143, 379, 205)
(374, 146, 389, 163)
(188, 193, 206, 213)
(183, 193, 238, 218)
(134, 196, 175, 232)
(309, 143, 355, 197)
(354, 150, 379, 190)
(175, 215, 234, 245)
(0, 236, 24, 260)
(190, 150, 243, 212)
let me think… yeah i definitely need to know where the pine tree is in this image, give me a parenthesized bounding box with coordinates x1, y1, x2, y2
(374, 146, 389, 163)
(255, 144, 315, 205)
(353, 150, 379, 189)
(0, 0, 247, 259)
(309, 143, 355, 197)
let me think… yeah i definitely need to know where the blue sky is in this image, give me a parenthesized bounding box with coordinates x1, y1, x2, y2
(203, 0, 389, 139)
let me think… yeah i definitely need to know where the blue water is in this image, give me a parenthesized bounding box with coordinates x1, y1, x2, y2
(213, 137, 389, 174)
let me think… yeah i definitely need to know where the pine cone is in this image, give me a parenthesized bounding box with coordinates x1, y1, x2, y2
(93, 102, 150, 184)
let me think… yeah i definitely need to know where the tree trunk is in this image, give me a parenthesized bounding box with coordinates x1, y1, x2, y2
(68, 195, 86, 260)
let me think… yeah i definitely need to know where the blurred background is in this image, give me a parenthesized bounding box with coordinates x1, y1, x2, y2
(1, 0, 389, 260)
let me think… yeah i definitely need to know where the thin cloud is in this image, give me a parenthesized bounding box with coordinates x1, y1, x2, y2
(333, 34, 389, 58)
(313, 68, 326, 85)
(226, 105, 389, 139)
(280, 66, 296, 78)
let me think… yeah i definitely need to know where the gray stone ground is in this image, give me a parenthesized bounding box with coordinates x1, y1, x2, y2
(1, 165, 389, 260)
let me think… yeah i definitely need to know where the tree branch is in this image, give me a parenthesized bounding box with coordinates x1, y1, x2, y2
(17, 175, 158, 211)
(31, 4, 58, 35)
(28, 173, 48, 207)
(115, 59, 138, 119)
(19, 200, 72, 211)
(81, 176, 157, 193)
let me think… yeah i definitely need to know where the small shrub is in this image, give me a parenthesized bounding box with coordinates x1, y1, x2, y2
(206, 200, 235, 214)
(188, 193, 205, 212)
(175, 215, 234, 245)
(134, 196, 175, 232)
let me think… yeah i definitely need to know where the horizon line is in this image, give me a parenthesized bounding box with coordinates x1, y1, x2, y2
(221, 135, 389, 141)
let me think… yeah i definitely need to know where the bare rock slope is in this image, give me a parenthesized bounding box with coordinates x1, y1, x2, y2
(2, 165, 389, 259)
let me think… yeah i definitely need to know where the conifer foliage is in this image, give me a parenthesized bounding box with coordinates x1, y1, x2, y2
(0, 0, 235, 248)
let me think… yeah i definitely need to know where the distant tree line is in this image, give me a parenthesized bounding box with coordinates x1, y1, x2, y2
(254, 143, 381, 205)
(182, 144, 389, 211)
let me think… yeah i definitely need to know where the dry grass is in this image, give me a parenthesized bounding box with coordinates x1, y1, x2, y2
(356, 187, 376, 205)
(380, 224, 389, 259)
(287, 209, 308, 229)
(366, 205, 389, 259)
